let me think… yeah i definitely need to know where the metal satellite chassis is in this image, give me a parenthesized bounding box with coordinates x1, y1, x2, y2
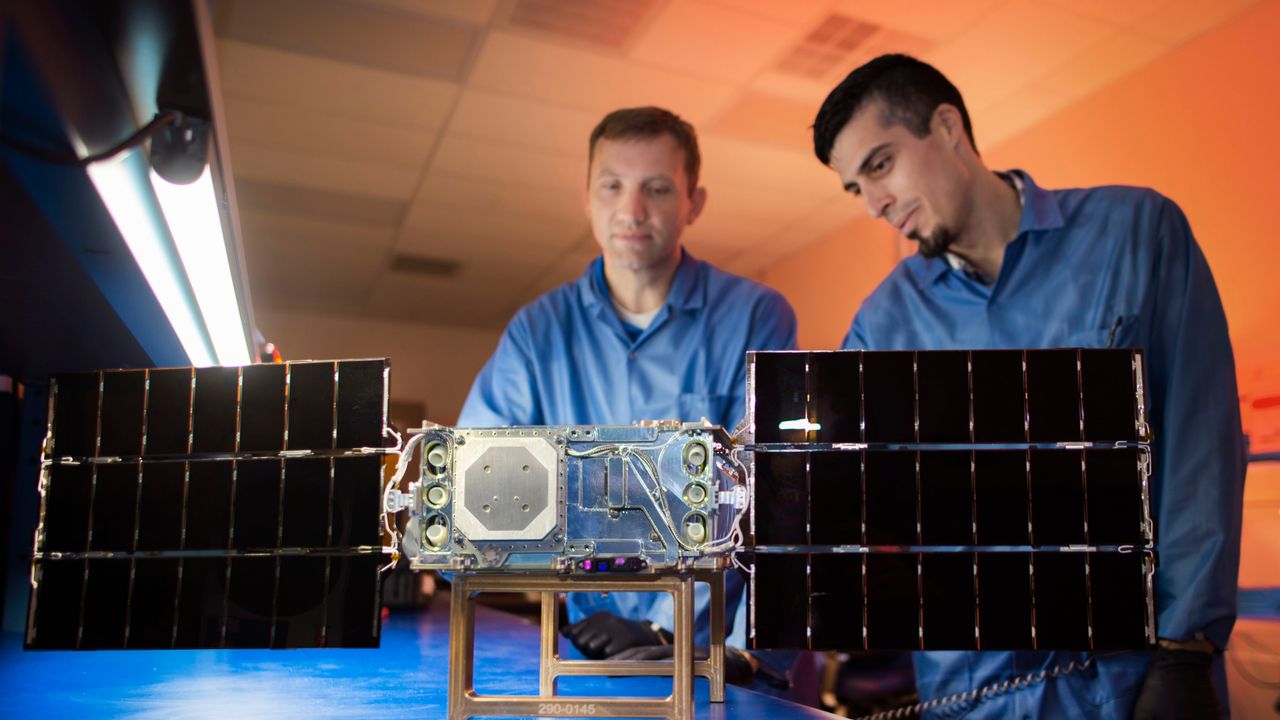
(391, 421, 746, 720)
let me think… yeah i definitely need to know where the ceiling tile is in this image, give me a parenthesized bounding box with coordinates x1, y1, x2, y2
(1133, 0, 1263, 45)
(699, 133, 842, 201)
(468, 31, 739, 123)
(750, 70, 837, 105)
(341, 0, 500, 25)
(924, 2, 1115, 112)
(221, 94, 437, 168)
(832, 0, 1009, 42)
(234, 178, 407, 227)
(501, 0, 663, 52)
(709, 92, 817, 152)
(630, 1, 807, 84)
(1033, 0, 1173, 26)
(426, 134, 583, 194)
(217, 0, 478, 82)
(407, 171, 586, 227)
(1036, 30, 1169, 101)
(446, 89, 599, 157)
(229, 140, 422, 200)
(700, 0, 837, 27)
(238, 209, 397, 254)
(749, 22, 934, 105)
(216, 39, 461, 128)
(400, 200, 586, 253)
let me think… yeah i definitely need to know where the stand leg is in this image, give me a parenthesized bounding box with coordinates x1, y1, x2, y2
(673, 575, 694, 720)
(447, 576, 477, 720)
(539, 591, 557, 696)
(706, 571, 725, 702)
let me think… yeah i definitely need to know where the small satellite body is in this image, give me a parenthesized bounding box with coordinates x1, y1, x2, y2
(401, 423, 745, 574)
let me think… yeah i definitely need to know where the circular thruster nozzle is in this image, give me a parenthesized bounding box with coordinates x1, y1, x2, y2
(425, 521, 449, 548)
(683, 441, 709, 474)
(686, 521, 706, 544)
(683, 482, 708, 506)
(426, 442, 448, 473)
(426, 484, 449, 507)
(684, 512, 708, 544)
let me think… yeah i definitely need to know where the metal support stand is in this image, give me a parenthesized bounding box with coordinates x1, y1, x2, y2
(448, 571, 726, 720)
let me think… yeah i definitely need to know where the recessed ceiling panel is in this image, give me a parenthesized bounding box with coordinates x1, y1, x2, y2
(219, 0, 478, 82)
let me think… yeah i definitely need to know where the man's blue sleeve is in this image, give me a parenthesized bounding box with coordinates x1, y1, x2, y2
(841, 312, 870, 350)
(749, 291, 799, 352)
(1145, 198, 1245, 649)
(456, 316, 541, 427)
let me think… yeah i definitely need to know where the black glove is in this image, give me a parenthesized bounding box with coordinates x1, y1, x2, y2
(1133, 647, 1222, 719)
(608, 644, 763, 688)
(561, 612, 669, 659)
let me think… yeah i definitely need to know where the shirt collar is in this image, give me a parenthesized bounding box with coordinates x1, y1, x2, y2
(581, 247, 705, 311)
(905, 169, 1064, 286)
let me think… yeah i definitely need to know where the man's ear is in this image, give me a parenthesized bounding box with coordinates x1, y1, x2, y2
(933, 103, 965, 150)
(687, 186, 708, 225)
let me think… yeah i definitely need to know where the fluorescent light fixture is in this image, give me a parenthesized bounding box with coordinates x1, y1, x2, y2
(778, 418, 822, 432)
(151, 166, 251, 366)
(87, 157, 216, 366)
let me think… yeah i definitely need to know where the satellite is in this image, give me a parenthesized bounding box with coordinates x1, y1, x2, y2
(25, 349, 1155, 719)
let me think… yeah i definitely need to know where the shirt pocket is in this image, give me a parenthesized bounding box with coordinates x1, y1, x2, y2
(1059, 315, 1135, 349)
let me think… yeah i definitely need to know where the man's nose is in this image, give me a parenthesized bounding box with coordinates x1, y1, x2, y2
(864, 186, 893, 220)
(619, 188, 647, 223)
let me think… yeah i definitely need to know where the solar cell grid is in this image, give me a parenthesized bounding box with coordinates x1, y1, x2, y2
(747, 349, 1154, 652)
(28, 360, 391, 651)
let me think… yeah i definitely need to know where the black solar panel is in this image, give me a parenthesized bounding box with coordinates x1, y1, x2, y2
(27, 359, 390, 650)
(746, 349, 1154, 651)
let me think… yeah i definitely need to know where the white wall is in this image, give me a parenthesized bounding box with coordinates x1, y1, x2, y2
(255, 309, 501, 425)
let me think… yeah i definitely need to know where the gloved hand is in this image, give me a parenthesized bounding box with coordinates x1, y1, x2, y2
(1133, 647, 1222, 719)
(608, 645, 767, 688)
(560, 612, 670, 659)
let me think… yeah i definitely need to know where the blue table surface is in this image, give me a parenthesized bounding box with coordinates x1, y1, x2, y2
(0, 592, 839, 719)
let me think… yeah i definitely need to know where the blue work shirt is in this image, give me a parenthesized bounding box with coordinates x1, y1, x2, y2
(845, 171, 1245, 718)
(459, 249, 798, 648)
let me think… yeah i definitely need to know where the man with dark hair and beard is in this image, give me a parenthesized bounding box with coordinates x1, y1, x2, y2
(812, 54, 1244, 718)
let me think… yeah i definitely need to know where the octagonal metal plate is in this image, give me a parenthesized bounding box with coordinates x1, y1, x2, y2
(453, 432, 562, 542)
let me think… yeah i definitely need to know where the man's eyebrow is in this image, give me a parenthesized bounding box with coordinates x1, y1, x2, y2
(857, 142, 892, 176)
(841, 142, 892, 192)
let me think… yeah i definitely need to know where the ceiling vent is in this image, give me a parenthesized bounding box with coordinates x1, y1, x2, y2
(390, 253, 460, 278)
(776, 14, 880, 79)
(503, 0, 660, 51)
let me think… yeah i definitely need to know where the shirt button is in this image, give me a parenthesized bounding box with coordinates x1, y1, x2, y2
(629, 352, 638, 360)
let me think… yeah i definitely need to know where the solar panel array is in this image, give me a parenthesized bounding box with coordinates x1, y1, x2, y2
(27, 359, 390, 650)
(746, 349, 1155, 651)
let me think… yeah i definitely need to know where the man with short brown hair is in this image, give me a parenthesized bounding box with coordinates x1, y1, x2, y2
(460, 106, 797, 686)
